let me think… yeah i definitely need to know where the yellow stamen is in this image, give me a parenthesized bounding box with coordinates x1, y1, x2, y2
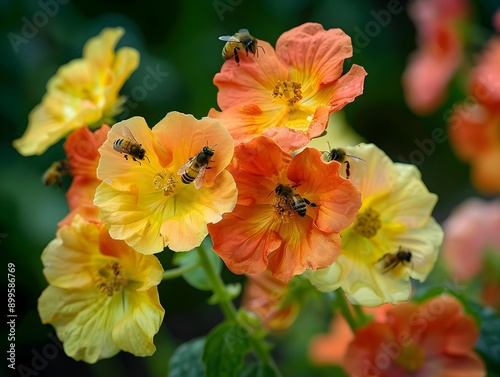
(352, 207, 381, 238)
(154, 169, 177, 196)
(394, 343, 425, 372)
(96, 261, 128, 296)
(270, 195, 295, 223)
(272, 80, 303, 106)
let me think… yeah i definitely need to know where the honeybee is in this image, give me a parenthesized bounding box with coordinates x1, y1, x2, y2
(325, 147, 365, 179)
(219, 29, 264, 64)
(42, 160, 70, 188)
(273, 183, 319, 217)
(113, 126, 150, 165)
(177, 145, 216, 189)
(376, 246, 413, 274)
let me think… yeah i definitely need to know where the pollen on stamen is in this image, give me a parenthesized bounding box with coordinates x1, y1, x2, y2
(352, 207, 382, 238)
(96, 261, 128, 297)
(154, 169, 177, 196)
(270, 195, 295, 223)
(272, 80, 303, 105)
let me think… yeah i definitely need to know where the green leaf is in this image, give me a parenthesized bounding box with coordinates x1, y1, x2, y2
(411, 284, 481, 326)
(471, 302, 500, 376)
(172, 237, 221, 291)
(202, 321, 251, 377)
(238, 362, 280, 377)
(168, 338, 206, 377)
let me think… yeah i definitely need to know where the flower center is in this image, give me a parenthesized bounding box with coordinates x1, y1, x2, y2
(394, 343, 425, 372)
(96, 261, 128, 296)
(352, 207, 381, 238)
(154, 169, 177, 196)
(270, 194, 295, 223)
(272, 80, 303, 106)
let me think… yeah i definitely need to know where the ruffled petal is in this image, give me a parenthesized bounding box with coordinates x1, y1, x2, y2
(209, 205, 282, 275)
(286, 147, 361, 233)
(276, 23, 353, 87)
(112, 289, 164, 357)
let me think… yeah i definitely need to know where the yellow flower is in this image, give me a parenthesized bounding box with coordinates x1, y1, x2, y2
(307, 143, 443, 306)
(13, 27, 139, 156)
(94, 111, 237, 254)
(37, 215, 164, 363)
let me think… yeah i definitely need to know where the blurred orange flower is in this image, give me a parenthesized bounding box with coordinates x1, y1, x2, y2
(13, 28, 139, 156)
(241, 270, 300, 332)
(209, 22, 367, 153)
(343, 295, 485, 377)
(208, 136, 361, 281)
(58, 125, 110, 227)
(38, 215, 164, 363)
(403, 0, 469, 114)
(94, 112, 237, 254)
(448, 37, 500, 193)
(309, 303, 391, 366)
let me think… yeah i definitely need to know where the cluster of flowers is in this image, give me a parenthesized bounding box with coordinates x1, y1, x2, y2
(403, 0, 500, 194)
(13, 19, 486, 376)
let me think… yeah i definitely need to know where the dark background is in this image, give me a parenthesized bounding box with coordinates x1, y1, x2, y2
(1, 0, 499, 376)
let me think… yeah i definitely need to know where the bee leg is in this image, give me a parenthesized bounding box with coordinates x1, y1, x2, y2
(124, 155, 129, 160)
(303, 198, 319, 208)
(132, 157, 142, 166)
(344, 161, 351, 179)
(234, 47, 240, 64)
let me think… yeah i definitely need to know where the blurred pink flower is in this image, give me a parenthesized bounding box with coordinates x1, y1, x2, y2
(443, 198, 500, 282)
(493, 8, 500, 33)
(403, 0, 469, 114)
(448, 37, 500, 194)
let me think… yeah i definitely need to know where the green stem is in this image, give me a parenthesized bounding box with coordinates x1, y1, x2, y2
(335, 290, 358, 332)
(249, 336, 281, 376)
(197, 242, 281, 376)
(352, 303, 370, 327)
(197, 243, 237, 321)
(162, 263, 200, 280)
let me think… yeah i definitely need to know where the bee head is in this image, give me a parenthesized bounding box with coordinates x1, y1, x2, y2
(329, 149, 344, 161)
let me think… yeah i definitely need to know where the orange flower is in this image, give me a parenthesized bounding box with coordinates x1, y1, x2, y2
(241, 270, 300, 332)
(209, 22, 367, 153)
(208, 136, 361, 281)
(448, 37, 500, 193)
(58, 125, 110, 227)
(403, 0, 469, 114)
(94, 112, 237, 254)
(343, 295, 485, 377)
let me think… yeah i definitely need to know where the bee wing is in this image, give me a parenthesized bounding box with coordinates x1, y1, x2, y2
(238, 28, 250, 34)
(373, 254, 390, 273)
(193, 164, 208, 189)
(122, 126, 139, 144)
(219, 35, 240, 42)
(177, 156, 195, 175)
(345, 154, 366, 162)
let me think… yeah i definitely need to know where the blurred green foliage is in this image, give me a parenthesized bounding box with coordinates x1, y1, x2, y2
(1, 0, 498, 376)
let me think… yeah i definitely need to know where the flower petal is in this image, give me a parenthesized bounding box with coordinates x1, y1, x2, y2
(286, 147, 361, 233)
(276, 23, 353, 87)
(209, 205, 282, 275)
